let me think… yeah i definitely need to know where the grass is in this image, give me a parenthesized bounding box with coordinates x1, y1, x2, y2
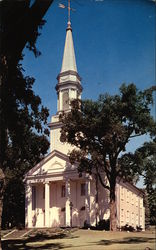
(2, 228, 156, 250)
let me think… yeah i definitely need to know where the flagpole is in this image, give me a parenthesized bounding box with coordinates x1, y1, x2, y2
(68, 0, 70, 23)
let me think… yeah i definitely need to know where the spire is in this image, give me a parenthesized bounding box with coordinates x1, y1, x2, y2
(56, 1, 82, 113)
(60, 21, 77, 73)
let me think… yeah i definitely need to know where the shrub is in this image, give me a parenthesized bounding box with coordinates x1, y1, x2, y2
(83, 220, 90, 229)
(97, 219, 110, 231)
(136, 225, 142, 232)
(121, 224, 135, 232)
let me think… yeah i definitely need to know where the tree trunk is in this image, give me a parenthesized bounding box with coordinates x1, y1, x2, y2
(95, 174, 99, 227)
(110, 180, 117, 231)
(0, 168, 5, 250)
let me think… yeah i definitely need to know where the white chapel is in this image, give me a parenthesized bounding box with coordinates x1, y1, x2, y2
(25, 18, 145, 230)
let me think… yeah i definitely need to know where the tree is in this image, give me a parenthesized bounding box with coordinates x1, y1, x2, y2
(144, 190, 151, 229)
(121, 138, 156, 225)
(60, 83, 156, 231)
(0, 0, 53, 246)
(2, 133, 50, 228)
(139, 140, 156, 225)
(1, 71, 50, 229)
(1, 63, 50, 228)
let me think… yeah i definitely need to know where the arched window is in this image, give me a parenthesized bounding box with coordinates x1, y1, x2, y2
(62, 91, 69, 110)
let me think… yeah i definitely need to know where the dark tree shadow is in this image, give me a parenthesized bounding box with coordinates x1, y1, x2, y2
(2, 231, 77, 250)
(96, 237, 155, 246)
(2, 241, 68, 250)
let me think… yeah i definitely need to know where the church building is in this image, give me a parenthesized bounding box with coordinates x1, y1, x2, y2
(25, 18, 145, 230)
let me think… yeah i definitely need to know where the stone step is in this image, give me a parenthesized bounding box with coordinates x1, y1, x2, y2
(3, 229, 32, 239)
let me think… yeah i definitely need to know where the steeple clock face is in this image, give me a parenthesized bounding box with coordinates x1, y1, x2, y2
(62, 91, 69, 110)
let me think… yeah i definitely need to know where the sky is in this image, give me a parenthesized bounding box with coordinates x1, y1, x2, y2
(22, 0, 156, 186)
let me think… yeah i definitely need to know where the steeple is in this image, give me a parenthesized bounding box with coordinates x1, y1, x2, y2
(49, 2, 82, 153)
(56, 19, 82, 113)
(61, 21, 77, 73)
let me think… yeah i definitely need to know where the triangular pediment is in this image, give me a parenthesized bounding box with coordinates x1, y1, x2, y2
(25, 150, 74, 177)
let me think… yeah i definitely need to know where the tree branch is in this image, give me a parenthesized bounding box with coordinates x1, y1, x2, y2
(97, 171, 110, 190)
(130, 133, 143, 139)
(3, 0, 54, 62)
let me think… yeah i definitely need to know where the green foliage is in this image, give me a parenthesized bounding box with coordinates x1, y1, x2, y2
(60, 83, 156, 230)
(97, 219, 110, 231)
(1, 61, 50, 166)
(121, 139, 156, 225)
(144, 190, 151, 229)
(1, 62, 50, 228)
(0, 0, 53, 167)
(2, 178, 25, 228)
(60, 84, 155, 183)
(121, 224, 135, 232)
(0, 0, 53, 228)
(0, 0, 53, 60)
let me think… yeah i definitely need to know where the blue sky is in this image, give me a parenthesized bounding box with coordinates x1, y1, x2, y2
(23, 0, 155, 185)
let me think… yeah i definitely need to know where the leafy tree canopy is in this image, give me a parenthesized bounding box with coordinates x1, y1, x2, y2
(0, 0, 54, 231)
(0, 0, 53, 61)
(0, 0, 53, 170)
(60, 83, 156, 231)
(121, 138, 156, 225)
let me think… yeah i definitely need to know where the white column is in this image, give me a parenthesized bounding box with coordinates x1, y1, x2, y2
(45, 182, 50, 227)
(60, 91, 63, 111)
(26, 184, 32, 228)
(69, 89, 71, 110)
(65, 179, 71, 227)
(142, 207, 145, 231)
(138, 197, 140, 227)
(57, 93, 60, 111)
(85, 179, 91, 225)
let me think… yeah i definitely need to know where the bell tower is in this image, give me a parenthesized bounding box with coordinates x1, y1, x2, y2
(49, 15, 82, 153)
(56, 21, 82, 113)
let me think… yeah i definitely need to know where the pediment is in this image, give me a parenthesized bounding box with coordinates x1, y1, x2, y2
(25, 150, 73, 177)
(48, 161, 64, 173)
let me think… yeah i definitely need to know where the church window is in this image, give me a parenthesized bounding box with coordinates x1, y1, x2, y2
(127, 190, 129, 203)
(136, 197, 138, 207)
(80, 206, 85, 211)
(131, 193, 134, 204)
(131, 212, 134, 224)
(62, 91, 69, 110)
(126, 210, 129, 223)
(121, 209, 124, 222)
(61, 185, 65, 197)
(32, 186, 36, 210)
(61, 207, 65, 212)
(136, 214, 138, 225)
(81, 183, 85, 196)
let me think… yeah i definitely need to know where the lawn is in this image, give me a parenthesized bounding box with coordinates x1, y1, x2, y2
(2, 228, 156, 250)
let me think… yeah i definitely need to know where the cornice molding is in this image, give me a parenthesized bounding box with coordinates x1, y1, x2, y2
(55, 80, 83, 92)
(48, 121, 62, 129)
(117, 177, 144, 196)
(57, 70, 81, 81)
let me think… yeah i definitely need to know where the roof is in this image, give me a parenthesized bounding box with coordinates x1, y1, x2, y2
(61, 21, 77, 73)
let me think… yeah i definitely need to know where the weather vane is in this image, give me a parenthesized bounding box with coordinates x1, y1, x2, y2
(59, 0, 76, 23)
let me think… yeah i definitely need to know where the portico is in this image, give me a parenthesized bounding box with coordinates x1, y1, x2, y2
(25, 162, 91, 228)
